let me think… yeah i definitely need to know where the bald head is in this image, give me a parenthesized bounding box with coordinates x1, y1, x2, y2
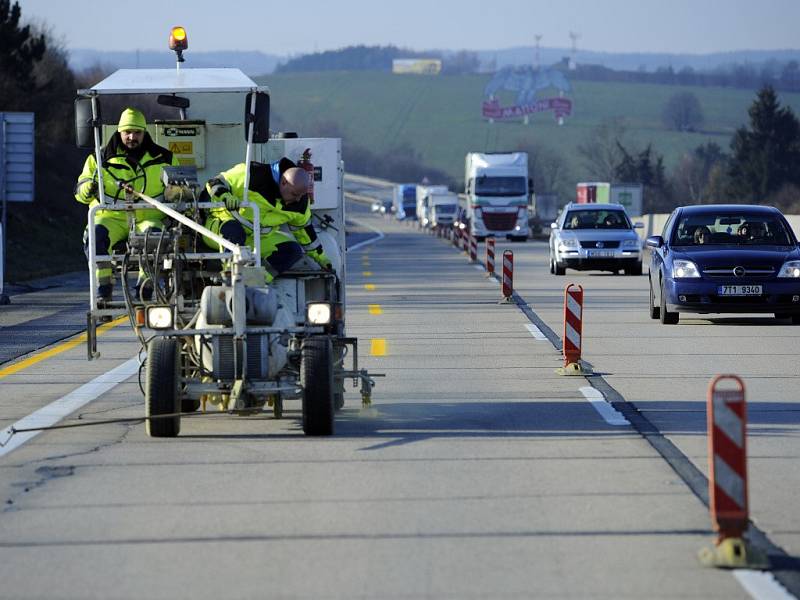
(279, 167, 310, 204)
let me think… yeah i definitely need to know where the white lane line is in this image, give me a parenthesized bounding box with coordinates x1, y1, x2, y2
(580, 386, 630, 426)
(734, 570, 796, 600)
(0, 357, 140, 458)
(347, 217, 385, 252)
(525, 323, 548, 341)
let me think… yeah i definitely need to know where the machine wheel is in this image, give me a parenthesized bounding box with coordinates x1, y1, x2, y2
(145, 337, 181, 437)
(659, 280, 679, 325)
(301, 337, 334, 436)
(649, 278, 660, 319)
(554, 261, 566, 276)
(182, 398, 201, 413)
(549, 255, 555, 274)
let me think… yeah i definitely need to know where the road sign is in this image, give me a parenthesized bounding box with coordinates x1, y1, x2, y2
(0, 112, 35, 303)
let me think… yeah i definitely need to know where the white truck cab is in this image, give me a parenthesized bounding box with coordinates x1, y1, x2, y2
(464, 152, 530, 241)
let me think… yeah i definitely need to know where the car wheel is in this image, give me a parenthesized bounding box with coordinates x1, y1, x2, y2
(659, 279, 679, 325)
(649, 278, 660, 319)
(626, 262, 643, 276)
(554, 261, 566, 275)
(549, 254, 555, 274)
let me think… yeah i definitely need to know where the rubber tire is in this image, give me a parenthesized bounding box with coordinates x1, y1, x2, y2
(549, 255, 555, 274)
(182, 398, 201, 413)
(301, 337, 334, 436)
(626, 262, 643, 276)
(554, 261, 566, 276)
(649, 278, 660, 319)
(145, 338, 181, 437)
(659, 279, 679, 325)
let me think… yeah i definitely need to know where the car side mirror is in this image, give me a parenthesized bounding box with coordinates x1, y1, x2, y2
(634, 222, 644, 229)
(645, 235, 664, 248)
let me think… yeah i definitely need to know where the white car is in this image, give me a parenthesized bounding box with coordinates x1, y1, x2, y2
(549, 203, 643, 275)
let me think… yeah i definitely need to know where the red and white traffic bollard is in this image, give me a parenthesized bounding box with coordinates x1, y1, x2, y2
(469, 231, 478, 263)
(698, 375, 767, 568)
(500, 250, 513, 302)
(556, 284, 589, 375)
(486, 237, 496, 277)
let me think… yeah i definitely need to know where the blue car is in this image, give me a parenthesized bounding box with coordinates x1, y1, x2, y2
(646, 205, 800, 324)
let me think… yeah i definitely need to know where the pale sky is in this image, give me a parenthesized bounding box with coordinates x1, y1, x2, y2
(19, 0, 800, 56)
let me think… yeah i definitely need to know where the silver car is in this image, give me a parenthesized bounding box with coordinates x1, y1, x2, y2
(549, 203, 643, 275)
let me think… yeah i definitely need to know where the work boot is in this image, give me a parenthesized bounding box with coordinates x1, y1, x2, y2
(97, 284, 113, 308)
(97, 284, 114, 323)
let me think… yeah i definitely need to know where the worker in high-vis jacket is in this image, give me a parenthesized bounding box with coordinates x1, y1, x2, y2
(74, 108, 179, 304)
(202, 158, 332, 281)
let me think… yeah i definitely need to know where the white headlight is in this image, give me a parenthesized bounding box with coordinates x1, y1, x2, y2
(307, 303, 331, 325)
(778, 260, 800, 278)
(146, 306, 173, 329)
(673, 259, 700, 278)
(559, 238, 578, 249)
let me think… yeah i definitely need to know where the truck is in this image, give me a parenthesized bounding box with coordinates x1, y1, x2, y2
(464, 152, 529, 241)
(427, 191, 459, 231)
(576, 182, 643, 216)
(75, 28, 377, 438)
(392, 184, 417, 220)
(416, 184, 448, 229)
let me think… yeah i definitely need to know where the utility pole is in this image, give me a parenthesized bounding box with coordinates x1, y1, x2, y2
(534, 34, 543, 69)
(568, 31, 580, 71)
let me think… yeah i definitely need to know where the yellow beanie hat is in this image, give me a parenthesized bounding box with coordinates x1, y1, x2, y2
(117, 108, 147, 132)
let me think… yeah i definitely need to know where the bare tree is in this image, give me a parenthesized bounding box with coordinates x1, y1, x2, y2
(577, 119, 628, 180)
(662, 91, 704, 132)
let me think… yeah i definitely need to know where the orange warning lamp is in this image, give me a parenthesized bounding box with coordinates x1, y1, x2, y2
(169, 27, 188, 62)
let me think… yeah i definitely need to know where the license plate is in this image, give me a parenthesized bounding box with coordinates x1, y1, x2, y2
(587, 250, 614, 258)
(718, 285, 762, 296)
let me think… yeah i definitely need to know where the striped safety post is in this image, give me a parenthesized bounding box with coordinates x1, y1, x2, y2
(698, 376, 766, 568)
(500, 250, 513, 302)
(486, 237, 496, 277)
(556, 284, 589, 375)
(468, 231, 478, 263)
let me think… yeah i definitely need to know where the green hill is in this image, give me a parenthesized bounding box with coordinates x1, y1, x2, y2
(258, 71, 800, 195)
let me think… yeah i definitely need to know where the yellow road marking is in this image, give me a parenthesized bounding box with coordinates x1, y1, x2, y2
(362, 271, 373, 277)
(370, 338, 387, 356)
(0, 316, 128, 380)
(364, 284, 376, 291)
(368, 304, 383, 315)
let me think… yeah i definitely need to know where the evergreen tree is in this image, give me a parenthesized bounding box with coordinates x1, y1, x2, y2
(728, 85, 800, 201)
(0, 0, 46, 87)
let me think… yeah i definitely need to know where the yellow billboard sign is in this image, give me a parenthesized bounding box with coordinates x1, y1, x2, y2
(392, 59, 442, 75)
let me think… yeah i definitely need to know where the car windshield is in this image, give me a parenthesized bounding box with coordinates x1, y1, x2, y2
(562, 209, 631, 230)
(671, 212, 793, 246)
(474, 176, 526, 196)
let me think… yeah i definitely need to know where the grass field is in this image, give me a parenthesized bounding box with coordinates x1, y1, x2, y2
(258, 71, 800, 191)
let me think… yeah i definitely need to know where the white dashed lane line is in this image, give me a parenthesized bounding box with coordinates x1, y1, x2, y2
(580, 386, 630, 426)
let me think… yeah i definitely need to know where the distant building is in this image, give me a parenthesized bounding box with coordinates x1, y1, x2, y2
(392, 59, 442, 75)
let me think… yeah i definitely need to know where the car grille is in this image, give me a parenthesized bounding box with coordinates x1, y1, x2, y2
(702, 265, 775, 280)
(481, 212, 518, 230)
(579, 240, 621, 249)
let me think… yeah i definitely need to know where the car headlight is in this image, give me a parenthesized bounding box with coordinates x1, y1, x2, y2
(622, 239, 639, 248)
(778, 260, 800, 278)
(673, 259, 700, 278)
(307, 302, 331, 325)
(146, 306, 173, 329)
(559, 238, 578, 250)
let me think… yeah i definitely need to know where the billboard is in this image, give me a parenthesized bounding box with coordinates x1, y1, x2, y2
(392, 59, 442, 75)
